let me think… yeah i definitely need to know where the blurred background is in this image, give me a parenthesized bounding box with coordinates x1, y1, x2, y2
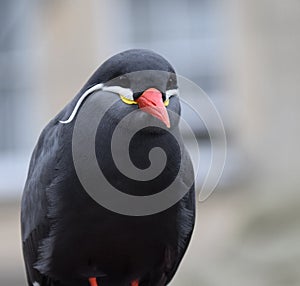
(1, 0, 299, 285)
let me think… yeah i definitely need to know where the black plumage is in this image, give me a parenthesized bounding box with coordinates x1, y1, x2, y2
(21, 49, 195, 286)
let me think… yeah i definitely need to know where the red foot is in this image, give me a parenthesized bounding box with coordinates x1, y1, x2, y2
(89, 276, 138, 286)
(89, 277, 98, 286)
(131, 280, 139, 286)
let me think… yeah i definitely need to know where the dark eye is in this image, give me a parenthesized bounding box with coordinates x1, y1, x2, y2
(107, 75, 130, 88)
(118, 75, 130, 87)
(167, 75, 177, 90)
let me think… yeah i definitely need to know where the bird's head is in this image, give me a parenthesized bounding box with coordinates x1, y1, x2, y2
(98, 49, 180, 130)
(61, 49, 180, 130)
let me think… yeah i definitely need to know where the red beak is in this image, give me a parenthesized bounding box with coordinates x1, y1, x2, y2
(136, 88, 170, 128)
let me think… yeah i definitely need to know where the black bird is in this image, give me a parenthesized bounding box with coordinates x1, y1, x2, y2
(21, 49, 195, 286)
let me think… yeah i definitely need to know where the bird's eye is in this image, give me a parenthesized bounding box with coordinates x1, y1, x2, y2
(120, 95, 138, 105)
(118, 75, 130, 87)
(167, 74, 177, 90)
(106, 75, 130, 88)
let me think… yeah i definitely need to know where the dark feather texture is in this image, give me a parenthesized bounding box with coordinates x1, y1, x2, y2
(21, 49, 195, 286)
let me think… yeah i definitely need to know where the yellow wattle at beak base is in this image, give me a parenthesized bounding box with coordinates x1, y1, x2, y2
(120, 95, 138, 105)
(120, 95, 169, 106)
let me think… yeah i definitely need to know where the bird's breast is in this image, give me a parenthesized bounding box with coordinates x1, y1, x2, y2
(48, 202, 179, 282)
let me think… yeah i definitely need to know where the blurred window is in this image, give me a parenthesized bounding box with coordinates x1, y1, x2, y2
(127, 0, 225, 94)
(0, 1, 33, 152)
(0, 1, 35, 197)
